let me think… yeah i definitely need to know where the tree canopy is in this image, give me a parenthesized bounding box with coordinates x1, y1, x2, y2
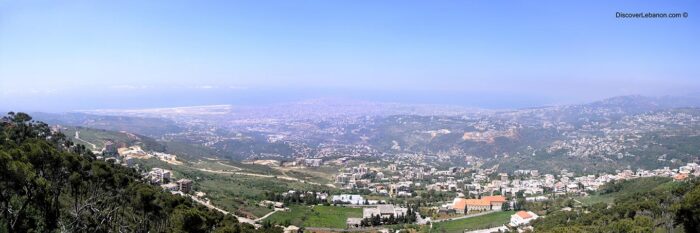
(531, 177, 700, 233)
(0, 112, 269, 233)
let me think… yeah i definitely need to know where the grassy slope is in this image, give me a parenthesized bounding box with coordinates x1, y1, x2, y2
(274, 166, 340, 184)
(52, 125, 341, 220)
(266, 205, 313, 227)
(62, 126, 133, 149)
(267, 205, 362, 228)
(305, 205, 363, 228)
(533, 177, 691, 232)
(135, 158, 329, 219)
(197, 159, 341, 184)
(161, 140, 224, 161)
(59, 126, 337, 219)
(576, 177, 675, 206)
(430, 211, 514, 233)
(62, 126, 165, 152)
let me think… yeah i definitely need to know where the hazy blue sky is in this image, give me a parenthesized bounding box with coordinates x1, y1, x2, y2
(1, 1, 699, 111)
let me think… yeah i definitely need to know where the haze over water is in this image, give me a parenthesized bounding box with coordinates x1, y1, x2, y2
(1, 1, 699, 111)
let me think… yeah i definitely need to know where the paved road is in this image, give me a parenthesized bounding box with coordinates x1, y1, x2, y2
(254, 209, 282, 222)
(195, 167, 324, 186)
(187, 193, 260, 227)
(210, 161, 338, 188)
(305, 226, 388, 232)
(216, 161, 243, 171)
(73, 135, 97, 149)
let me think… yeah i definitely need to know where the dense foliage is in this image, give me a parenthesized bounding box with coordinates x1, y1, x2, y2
(359, 205, 418, 227)
(531, 177, 700, 233)
(263, 190, 324, 205)
(0, 112, 266, 233)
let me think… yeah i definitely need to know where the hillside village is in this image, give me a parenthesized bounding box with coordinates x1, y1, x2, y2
(49, 115, 700, 232)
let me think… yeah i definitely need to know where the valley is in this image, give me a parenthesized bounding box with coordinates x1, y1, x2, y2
(27, 95, 700, 232)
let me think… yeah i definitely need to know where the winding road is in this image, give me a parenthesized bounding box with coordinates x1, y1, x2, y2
(187, 193, 261, 226)
(194, 166, 324, 186)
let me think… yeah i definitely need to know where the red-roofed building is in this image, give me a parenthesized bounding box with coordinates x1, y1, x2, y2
(452, 197, 498, 214)
(510, 211, 538, 226)
(482, 195, 506, 210)
(674, 173, 689, 181)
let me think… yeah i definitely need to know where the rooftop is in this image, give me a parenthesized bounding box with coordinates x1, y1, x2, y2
(516, 211, 533, 219)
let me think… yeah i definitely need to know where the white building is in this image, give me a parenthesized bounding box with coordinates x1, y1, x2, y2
(362, 205, 408, 219)
(304, 159, 322, 167)
(510, 211, 538, 226)
(331, 194, 364, 205)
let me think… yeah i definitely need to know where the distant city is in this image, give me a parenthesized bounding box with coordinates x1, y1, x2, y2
(22, 94, 700, 232)
(2, 0, 698, 232)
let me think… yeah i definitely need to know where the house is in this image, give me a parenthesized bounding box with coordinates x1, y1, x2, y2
(363, 207, 381, 218)
(464, 199, 490, 213)
(103, 141, 117, 155)
(674, 173, 689, 181)
(377, 204, 406, 217)
(283, 225, 300, 233)
(147, 168, 171, 184)
(303, 159, 322, 167)
(452, 195, 506, 214)
(177, 179, 193, 193)
(331, 194, 364, 204)
(362, 205, 408, 219)
(525, 196, 549, 202)
(117, 146, 149, 158)
(453, 198, 490, 214)
(482, 195, 506, 210)
(452, 198, 466, 213)
(510, 211, 538, 226)
(259, 200, 284, 208)
(335, 174, 350, 184)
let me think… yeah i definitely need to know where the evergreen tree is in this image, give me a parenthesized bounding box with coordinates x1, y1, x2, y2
(0, 112, 269, 233)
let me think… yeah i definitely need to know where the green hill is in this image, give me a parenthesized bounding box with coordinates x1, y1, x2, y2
(57, 125, 227, 161)
(32, 112, 183, 137)
(533, 177, 700, 232)
(61, 126, 165, 152)
(0, 112, 276, 233)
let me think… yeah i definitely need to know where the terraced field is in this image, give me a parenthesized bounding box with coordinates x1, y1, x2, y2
(267, 205, 362, 228)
